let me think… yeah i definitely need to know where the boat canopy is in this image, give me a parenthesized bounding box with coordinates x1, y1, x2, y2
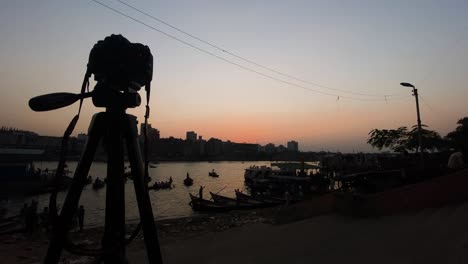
(271, 162, 321, 170)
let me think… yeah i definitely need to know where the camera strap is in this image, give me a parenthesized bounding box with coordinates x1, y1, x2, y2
(143, 83, 151, 182)
(49, 69, 91, 222)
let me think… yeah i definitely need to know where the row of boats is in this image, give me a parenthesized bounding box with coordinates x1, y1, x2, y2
(88, 168, 221, 191)
(189, 190, 295, 212)
(188, 163, 318, 212)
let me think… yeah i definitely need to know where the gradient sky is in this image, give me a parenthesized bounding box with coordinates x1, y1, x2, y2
(1, 0, 467, 152)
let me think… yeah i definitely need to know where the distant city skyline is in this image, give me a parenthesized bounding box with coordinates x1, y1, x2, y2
(1, 1, 467, 152)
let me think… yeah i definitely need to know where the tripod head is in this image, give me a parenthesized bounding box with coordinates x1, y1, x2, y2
(29, 34, 152, 112)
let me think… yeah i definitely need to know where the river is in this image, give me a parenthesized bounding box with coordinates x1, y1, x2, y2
(4, 161, 272, 227)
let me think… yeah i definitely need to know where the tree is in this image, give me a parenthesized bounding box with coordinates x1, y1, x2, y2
(446, 117, 468, 154)
(367, 127, 408, 152)
(367, 125, 446, 153)
(405, 125, 446, 152)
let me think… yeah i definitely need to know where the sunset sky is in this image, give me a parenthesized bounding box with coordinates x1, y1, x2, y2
(1, 0, 467, 152)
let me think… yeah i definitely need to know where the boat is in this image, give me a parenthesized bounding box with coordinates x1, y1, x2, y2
(0, 149, 73, 197)
(92, 178, 105, 190)
(189, 193, 237, 212)
(149, 164, 158, 168)
(184, 177, 193, 186)
(149, 178, 173, 190)
(208, 169, 219, 177)
(244, 165, 310, 183)
(244, 163, 329, 194)
(209, 192, 278, 209)
(235, 190, 283, 205)
(189, 192, 266, 212)
(210, 192, 258, 205)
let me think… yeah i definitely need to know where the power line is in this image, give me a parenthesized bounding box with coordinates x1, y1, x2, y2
(92, 0, 409, 102)
(117, 0, 399, 98)
(419, 95, 438, 114)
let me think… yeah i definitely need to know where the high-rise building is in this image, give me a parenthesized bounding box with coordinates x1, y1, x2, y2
(287, 140, 299, 152)
(140, 124, 160, 141)
(186, 131, 197, 142)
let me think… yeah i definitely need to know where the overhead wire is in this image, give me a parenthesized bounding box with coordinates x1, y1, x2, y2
(419, 94, 438, 114)
(92, 0, 410, 102)
(116, 0, 399, 98)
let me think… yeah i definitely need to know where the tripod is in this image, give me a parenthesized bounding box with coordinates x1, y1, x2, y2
(45, 108, 163, 263)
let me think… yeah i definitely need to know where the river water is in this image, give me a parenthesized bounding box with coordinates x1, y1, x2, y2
(4, 161, 272, 227)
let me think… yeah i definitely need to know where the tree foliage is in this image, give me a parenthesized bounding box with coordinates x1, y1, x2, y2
(367, 125, 445, 152)
(445, 117, 468, 153)
(367, 127, 408, 152)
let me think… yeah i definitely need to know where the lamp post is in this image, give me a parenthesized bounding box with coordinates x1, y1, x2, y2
(400, 82, 424, 167)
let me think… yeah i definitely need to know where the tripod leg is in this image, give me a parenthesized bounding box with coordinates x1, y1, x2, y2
(45, 113, 106, 264)
(124, 114, 163, 264)
(102, 112, 126, 264)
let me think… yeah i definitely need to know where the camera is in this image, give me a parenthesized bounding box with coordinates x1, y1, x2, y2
(88, 34, 153, 108)
(28, 34, 153, 112)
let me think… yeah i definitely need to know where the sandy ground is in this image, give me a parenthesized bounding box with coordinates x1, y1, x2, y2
(3, 202, 468, 264)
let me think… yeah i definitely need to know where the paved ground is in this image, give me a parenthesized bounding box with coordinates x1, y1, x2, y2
(3, 201, 468, 263)
(130, 202, 468, 264)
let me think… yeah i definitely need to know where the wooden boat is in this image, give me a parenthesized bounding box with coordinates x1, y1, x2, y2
(183, 177, 193, 186)
(208, 169, 219, 177)
(149, 178, 173, 190)
(189, 193, 236, 212)
(190, 194, 269, 212)
(92, 179, 105, 190)
(235, 191, 282, 205)
(209, 192, 279, 209)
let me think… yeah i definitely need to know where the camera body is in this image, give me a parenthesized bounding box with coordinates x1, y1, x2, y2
(88, 34, 153, 109)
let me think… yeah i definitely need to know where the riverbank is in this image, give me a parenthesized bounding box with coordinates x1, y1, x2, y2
(3, 200, 468, 263)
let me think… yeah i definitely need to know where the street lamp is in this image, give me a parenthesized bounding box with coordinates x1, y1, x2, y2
(400, 82, 424, 166)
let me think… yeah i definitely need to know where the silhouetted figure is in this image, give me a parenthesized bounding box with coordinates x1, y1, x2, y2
(20, 203, 28, 228)
(25, 200, 38, 235)
(284, 191, 290, 206)
(448, 151, 464, 170)
(199, 186, 205, 200)
(40, 207, 50, 231)
(77, 205, 85, 232)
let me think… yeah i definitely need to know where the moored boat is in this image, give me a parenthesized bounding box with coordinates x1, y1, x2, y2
(210, 192, 276, 208)
(189, 193, 235, 212)
(235, 190, 283, 205)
